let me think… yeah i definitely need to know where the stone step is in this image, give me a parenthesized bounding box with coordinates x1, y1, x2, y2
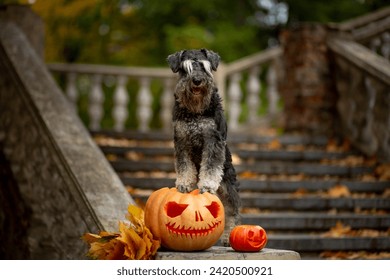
(92, 131, 390, 257)
(121, 177, 389, 193)
(233, 149, 356, 161)
(240, 193, 390, 210)
(241, 212, 390, 230)
(93, 130, 330, 146)
(267, 234, 390, 252)
(131, 192, 390, 211)
(111, 159, 375, 176)
(236, 180, 389, 193)
(99, 145, 356, 161)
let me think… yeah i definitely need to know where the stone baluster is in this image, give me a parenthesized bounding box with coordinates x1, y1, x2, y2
(247, 66, 261, 125)
(369, 37, 381, 54)
(381, 32, 390, 59)
(161, 78, 174, 131)
(347, 66, 360, 139)
(228, 73, 242, 131)
(361, 76, 378, 154)
(89, 74, 104, 130)
(137, 77, 152, 131)
(112, 75, 129, 131)
(266, 62, 279, 118)
(65, 72, 78, 109)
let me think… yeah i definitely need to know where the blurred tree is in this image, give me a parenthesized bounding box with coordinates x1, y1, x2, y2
(39, 0, 118, 63)
(2, 0, 388, 65)
(283, 0, 389, 24)
(124, 0, 266, 63)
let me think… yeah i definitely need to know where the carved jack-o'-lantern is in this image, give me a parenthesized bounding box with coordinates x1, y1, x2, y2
(144, 187, 225, 251)
(229, 225, 267, 252)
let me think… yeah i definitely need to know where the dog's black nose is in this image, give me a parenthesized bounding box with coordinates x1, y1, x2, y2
(192, 77, 202, 86)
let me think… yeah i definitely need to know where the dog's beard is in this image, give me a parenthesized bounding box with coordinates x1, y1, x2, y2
(175, 82, 212, 114)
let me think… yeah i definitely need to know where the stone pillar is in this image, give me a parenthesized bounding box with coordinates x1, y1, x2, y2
(0, 4, 44, 58)
(278, 24, 338, 135)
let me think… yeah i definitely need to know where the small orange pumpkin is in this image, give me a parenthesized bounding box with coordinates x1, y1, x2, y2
(229, 225, 267, 252)
(144, 187, 225, 251)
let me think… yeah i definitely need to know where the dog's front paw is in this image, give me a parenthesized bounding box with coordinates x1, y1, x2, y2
(176, 184, 195, 193)
(199, 185, 217, 194)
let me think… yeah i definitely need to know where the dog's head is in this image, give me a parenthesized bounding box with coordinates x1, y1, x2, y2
(167, 49, 220, 75)
(167, 49, 220, 113)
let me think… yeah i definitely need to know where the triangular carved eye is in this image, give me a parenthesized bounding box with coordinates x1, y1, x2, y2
(165, 201, 189, 218)
(205, 201, 220, 218)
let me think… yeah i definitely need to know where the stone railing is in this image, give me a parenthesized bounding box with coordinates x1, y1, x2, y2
(48, 47, 282, 132)
(0, 20, 133, 259)
(218, 47, 282, 131)
(327, 6, 390, 161)
(328, 37, 390, 161)
(328, 6, 390, 59)
(49, 63, 176, 132)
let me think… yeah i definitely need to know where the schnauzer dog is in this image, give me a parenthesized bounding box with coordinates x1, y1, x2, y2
(167, 49, 241, 245)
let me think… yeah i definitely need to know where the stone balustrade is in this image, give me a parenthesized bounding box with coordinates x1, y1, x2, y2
(326, 6, 390, 161)
(48, 47, 282, 132)
(277, 7, 390, 161)
(48, 63, 175, 132)
(328, 37, 390, 161)
(220, 47, 282, 131)
(328, 6, 390, 59)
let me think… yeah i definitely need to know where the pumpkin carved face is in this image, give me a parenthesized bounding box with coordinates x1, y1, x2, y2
(229, 225, 267, 252)
(144, 187, 225, 251)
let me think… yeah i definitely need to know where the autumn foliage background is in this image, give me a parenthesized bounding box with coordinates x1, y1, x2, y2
(2, 0, 388, 66)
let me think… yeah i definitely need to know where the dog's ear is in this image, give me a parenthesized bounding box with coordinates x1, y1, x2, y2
(202, 49, 220, 71)
(167, 50, 184, 73)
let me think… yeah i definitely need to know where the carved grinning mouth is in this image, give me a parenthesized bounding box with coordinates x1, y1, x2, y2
(166, 221, 222, 238)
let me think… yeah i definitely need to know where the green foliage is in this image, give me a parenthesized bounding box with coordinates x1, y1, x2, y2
(211, 22, 260, 62)
(164, 24, 213, 53)
(5, 0, 385, 65)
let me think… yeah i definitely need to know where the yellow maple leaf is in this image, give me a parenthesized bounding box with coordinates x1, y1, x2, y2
(267, 139, 282, 150)
(322, 221, 352, 238)
(117, 221, 146, 259)
(126, 204, 144, 229)
(82, 204, 160, 260)
(240, 171, 258, 179)
(328, 184, 351, 198)
(82, 232, 124, 260)
(144, 227, 160, 256)
(121, 205, 161, 259)
(89, 238, 125, 260)
(82, 233, 103, 244)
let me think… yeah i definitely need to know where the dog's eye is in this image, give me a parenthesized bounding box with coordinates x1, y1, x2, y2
(200, 60, 213, 76)
(182, 60, 193, 74)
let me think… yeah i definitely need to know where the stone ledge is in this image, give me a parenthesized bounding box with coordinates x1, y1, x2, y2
(156, 246, 301, 260)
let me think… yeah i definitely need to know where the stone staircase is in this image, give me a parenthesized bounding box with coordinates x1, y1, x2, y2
(93, 130, 390, 259)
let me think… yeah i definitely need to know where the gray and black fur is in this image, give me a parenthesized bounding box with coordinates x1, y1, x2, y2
(167, 49, 241, 245)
